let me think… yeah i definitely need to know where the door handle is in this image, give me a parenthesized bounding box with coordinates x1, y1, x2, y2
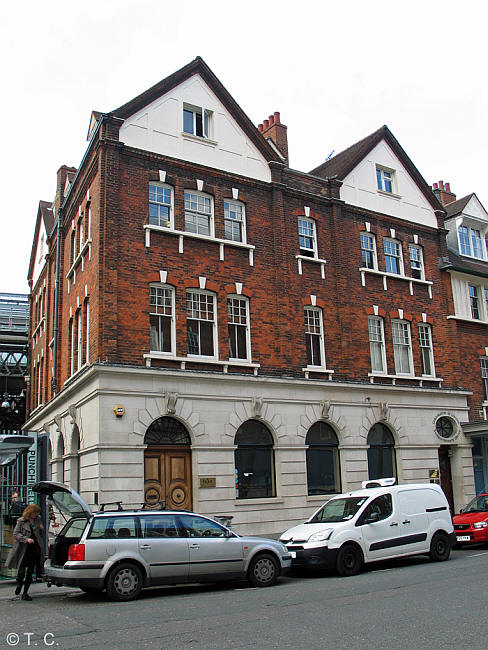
(139, 544, 151, 550)
(189, 544, 200, 549)
(390, 522, 398, 527)
(402, 520, 411, 525)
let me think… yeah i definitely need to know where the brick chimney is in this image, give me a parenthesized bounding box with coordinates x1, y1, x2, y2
(53, 165, 78, 214)
(432, 180, 456, 206)
(258, 111, 288, 166)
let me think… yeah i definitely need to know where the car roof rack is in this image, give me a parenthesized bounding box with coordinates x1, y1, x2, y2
(98, 501, 124, 512)
(361, 478, 396, 489)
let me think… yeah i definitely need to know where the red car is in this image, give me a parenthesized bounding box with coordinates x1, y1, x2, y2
(453, 493, 488, 546)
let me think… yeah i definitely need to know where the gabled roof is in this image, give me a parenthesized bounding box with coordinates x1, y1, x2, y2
(310, 125, 443, 212)
(28, 200, 54, 284)
(446, 246, 488, 278)
(444, 193, 479, 219)
(109, 56, 280, 165)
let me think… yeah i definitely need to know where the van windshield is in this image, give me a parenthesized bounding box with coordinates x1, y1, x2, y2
(309, 497, 368, 523)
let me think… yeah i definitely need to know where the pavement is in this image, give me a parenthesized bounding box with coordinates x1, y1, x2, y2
(0, 577, 79, 601)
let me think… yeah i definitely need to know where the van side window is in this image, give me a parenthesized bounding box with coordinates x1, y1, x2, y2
(358, 494, 393, 525)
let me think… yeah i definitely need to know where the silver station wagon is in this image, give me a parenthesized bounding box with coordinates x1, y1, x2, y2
(34, 481, 291, 601)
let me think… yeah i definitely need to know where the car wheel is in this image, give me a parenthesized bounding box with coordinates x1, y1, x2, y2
(247, 553, 279, 587)
(336, 544, 363, 577)
(106, 563, 143, 601)
(429, 532, 451, 562)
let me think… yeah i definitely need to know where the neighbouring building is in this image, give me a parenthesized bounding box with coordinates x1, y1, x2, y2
(25, 58, 476, 536)
(433, 184, 488, 495)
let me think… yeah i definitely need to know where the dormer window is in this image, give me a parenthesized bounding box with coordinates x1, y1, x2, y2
(376, 167, 394, 193)
(183, 104, 212, 138)
(458, 224, 485, 259)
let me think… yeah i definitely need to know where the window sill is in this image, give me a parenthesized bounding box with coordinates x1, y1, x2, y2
(306, 494, 338, 502)
(296, 254, 327, 279)
(359, 267, 433, 297)
(144, 225, 255, 266)
(234, 498, 284, 506)
(368, 372, 443, 387)
(377, 189, 401, 199)
(302, 367, 334, 380)
(447, 315, 488, 325)
(144, 353, 260, 375)
(181, 132, 218, 147)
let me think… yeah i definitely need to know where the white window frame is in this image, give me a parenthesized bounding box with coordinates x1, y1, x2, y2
(458, 224, 487, 260)
(298, 217, 318, 258)
(76, 309, 82, 372)
(184, 190, 214, 237)
(149, 182, 174, 229)
(481, 357, 488, 401)
(469, 284, 481, 320)
(391, 319, 414, 376)
(408, 244, 424, 280)
(368, 316, 387, 374)
(383, 238, 404, 275)
(186, 290, 217, 359)
(183, 103, 213, 139)
(227, 295, 251, 361)
(85, 300, 90, 363)
(418, 323, 435, 377)
(304, 307, 326, 368)
(376, 166, 395, 194)
(360, 232, 377, 270)
(224, 200, 246, 244)
(149, 283, 176, 355)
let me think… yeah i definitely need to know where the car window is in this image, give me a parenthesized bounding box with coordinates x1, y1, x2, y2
(58, 518, 87, 538)
(309, 497, 368, 523)
(139, 514, 181, 538)
(88, 516, 138, 539)
(178, 514, 228, 538)
(465, 495, 488, 512)
(358, 494, 393, 525)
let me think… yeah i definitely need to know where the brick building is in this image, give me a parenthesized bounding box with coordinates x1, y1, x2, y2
(25, 58, 475, 535)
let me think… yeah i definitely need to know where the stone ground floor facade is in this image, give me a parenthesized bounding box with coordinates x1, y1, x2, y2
(25, 365, 475, 537)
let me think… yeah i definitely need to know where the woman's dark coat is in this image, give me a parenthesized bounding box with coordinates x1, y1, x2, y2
(4, 516, 45, 569)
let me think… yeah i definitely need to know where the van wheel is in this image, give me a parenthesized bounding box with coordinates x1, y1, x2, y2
(430, 533, 451, 562)
(247, 553, 279, 587)
(336, 544, 363, 577)
(106, 563, 143, 601)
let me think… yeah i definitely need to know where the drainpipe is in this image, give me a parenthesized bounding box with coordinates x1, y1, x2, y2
(51, 207, 62, 395)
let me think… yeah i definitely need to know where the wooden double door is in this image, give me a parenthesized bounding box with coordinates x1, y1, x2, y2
(144, 446, 192, 511)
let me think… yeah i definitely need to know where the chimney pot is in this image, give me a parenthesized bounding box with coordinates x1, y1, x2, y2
(445, 182, 450, 192)
(274, 111, 280, 124)
(263, 119, 269, 130)
(258, 124, 263, 132)
(269, 114, 275, 125)
(433, 182, 438, 190)
(439, 181, 444, 190)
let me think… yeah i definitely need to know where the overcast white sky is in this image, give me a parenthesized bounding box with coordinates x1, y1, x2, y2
(1, 0, 487, 294)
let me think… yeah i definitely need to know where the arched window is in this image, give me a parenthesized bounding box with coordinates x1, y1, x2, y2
(144, 417, 191, 446)
(56, 435, 65, 484)
(367, 423, 397, 480)
(234, 420, 275, 499)
(306, 422, 341, 495)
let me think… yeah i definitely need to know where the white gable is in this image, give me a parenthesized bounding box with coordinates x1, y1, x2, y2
(339, 140, 437, 228)
(32, 220, 48, 287)
(119, 74, 271, 183)
(459, 195, 488, 222)
(445, 194, 488, 253)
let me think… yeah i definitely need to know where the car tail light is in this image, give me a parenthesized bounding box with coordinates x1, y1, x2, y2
(68, 544, 85, 561)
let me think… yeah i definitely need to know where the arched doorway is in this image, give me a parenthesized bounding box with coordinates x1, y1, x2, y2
(143, 417, 192, 510)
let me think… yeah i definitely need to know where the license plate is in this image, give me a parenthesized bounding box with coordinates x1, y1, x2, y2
(290, 551, 296, 558)
(456, 536, 470, 542)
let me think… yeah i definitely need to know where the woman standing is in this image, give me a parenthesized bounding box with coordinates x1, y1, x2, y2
(5, 503, 45, 601)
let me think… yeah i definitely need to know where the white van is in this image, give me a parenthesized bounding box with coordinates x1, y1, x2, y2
(280, 479, 456, 576)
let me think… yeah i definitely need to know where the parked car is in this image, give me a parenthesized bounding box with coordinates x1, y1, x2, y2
(452, 492, 488, 546)
(33, 481, 291, 601)
(280, 478, 455, 576)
